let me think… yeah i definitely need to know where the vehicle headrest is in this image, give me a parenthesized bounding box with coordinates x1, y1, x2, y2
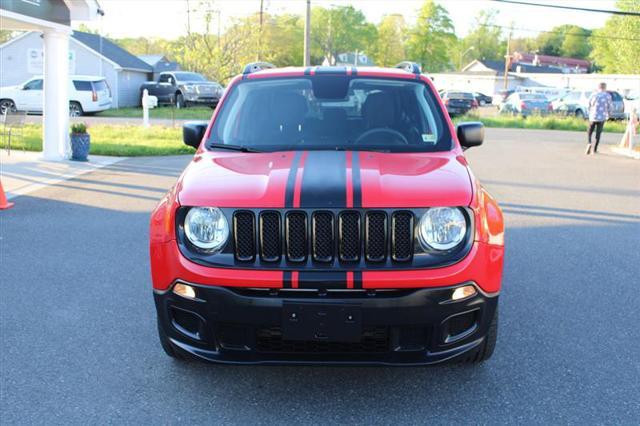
(362, 91, 395, 128)
(272, 92, 308, 126)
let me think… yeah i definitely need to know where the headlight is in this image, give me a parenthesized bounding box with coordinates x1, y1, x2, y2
(418, 207, 467, 251)
(184, 207, 229, 252)
(183, 84, 196, 93)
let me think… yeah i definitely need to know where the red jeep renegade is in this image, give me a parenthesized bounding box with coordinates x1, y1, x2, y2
(150, 62, 504, 365)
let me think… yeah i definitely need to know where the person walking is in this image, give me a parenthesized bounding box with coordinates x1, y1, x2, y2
(585, 82, 613, 155)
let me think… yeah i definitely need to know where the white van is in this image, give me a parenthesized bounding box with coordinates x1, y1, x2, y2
(0, 75, 112, 116)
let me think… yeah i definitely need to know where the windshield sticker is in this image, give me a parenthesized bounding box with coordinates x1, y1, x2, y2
(422, 134, 437, 144)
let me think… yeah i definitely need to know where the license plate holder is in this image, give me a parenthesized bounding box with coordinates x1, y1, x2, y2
(282, 302, 362, 342)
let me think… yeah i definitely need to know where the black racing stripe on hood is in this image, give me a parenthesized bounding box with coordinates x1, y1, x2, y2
(352, 152, 362, 208)
(300, 151, 347, 208)
(298, 271, 347, 289)
(284, 151, 303, 208)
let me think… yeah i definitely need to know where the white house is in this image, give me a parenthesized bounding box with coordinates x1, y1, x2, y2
(0, 30, 152, 108)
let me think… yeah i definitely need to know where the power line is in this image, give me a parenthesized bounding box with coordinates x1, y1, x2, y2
(490, 0, 640, 17)
(479, 23, 640, 42)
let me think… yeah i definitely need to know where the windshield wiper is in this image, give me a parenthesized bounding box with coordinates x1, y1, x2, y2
(208, 144, 264, 153)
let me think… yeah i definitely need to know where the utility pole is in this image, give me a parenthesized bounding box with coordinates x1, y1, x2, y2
(303, 0, 311, 66)
(503, 25, 513, 91)
(258, 0, 264, 61)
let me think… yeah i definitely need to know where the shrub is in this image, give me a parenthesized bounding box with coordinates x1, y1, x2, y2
(70, 122, 88, 134)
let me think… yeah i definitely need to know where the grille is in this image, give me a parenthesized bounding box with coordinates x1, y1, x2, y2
(286, 212, 308, 262)
(256, 327, 389, 353)
(339, 211, 361, 262)
(260, 211, 281, 262)
(232, 209, 416, 265)
(392, 211, 414, 262)
(233, 211, 255, 261)
(366, 211, 387, 262)
(312, 212, 334, 262)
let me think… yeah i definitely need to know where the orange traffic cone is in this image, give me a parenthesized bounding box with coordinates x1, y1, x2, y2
(0, 179, 14, 210)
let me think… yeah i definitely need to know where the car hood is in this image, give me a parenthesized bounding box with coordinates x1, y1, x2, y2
(177, 150, 473, 209)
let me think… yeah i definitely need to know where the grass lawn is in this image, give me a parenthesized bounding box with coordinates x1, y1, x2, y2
(96, 106, 213, 120)
(453, 114, 627, 133)
(12, 124, 195, 156)
(9, 116, 628, 157)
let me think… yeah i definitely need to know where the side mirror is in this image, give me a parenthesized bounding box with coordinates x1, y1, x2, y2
(183, 121, 208, 149)
(457, 121, 484, 150)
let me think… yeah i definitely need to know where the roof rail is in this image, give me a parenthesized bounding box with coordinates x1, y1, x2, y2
(243, 62, 276, 75)
(394, 61, 422, 75)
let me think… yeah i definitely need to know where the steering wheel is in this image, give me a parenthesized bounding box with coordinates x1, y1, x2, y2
(354, 128, 409, 145)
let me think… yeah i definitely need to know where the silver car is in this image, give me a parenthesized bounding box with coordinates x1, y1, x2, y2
(552, 90, 625, 120)
(499, 93, 552, 117)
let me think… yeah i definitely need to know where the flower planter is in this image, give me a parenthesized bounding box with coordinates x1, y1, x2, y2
(70, 132, 90, 161)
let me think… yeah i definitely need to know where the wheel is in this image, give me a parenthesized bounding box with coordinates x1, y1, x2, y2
(175, 93, 184, 109)
(69, 101, 83, 117)
(463, 305, 498, 364)
(157, 316, 186, 360)
(0, 99, 16, 115)
(575, 109, 585, 119)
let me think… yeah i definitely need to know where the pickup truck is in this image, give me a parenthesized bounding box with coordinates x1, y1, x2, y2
(140, 72, 223, 109)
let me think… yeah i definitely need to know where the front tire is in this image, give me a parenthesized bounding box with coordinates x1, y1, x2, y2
(0, 99, 16, 115)
(157, 317, 186, 360)
(69, 101, 83, 117)
(175, 93, 185, 109)
(464, 305, 498, 363)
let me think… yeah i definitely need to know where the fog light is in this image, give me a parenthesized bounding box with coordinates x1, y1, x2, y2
(451, 285, 477, 301)
(173, 283, 196, 299)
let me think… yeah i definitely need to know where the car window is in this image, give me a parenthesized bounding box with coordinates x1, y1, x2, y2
(565, 92, 578, 102)
(208, 76, 452, 153)
(520, 94, 546, 101)
(93, 80, 108, 91)
(23, 79, 43, 90)
(158, 74, 172, 83)
(608, 91, 623, 102)
(173, 72, 206, 82)
(73, 80, 93, 91)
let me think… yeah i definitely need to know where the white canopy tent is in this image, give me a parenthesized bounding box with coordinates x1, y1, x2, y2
(0, 0, 102, 161)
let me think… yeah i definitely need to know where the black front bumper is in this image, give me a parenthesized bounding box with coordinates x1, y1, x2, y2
(154, 283, 498, 365)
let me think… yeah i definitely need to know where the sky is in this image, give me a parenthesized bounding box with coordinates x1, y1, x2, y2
(77, 0, 620, 40)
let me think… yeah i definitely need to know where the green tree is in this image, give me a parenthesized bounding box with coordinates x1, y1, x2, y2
(310, 5, 377, 65)
(561, 26, 592, 59)
(590, 0, 640, 73)
(372, 14, 406, 67)
(460, 9, 505, 66)
(533, 25, 592, 59)
(405, 0, 457, 72)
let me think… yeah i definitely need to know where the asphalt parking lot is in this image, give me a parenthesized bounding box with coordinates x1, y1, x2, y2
(2, 128, 639, 424)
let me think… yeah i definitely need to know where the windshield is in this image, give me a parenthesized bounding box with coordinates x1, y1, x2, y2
(447, 92, 474, 100)
(208, 76, 451, 153)
(520, 94, 547, 101)
(174, 72, 206, 82)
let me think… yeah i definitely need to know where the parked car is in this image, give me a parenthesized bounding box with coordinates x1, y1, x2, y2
(150, 62, 504, 366)
(140, 71, 223, 109)
(499, 92, 552, 117)
(494, 89, 514, 105)
(440, 91, 477, 116)
(552, 90, 625, 120)
(473, 92, 492, 106)
(0, 75, 112, 116)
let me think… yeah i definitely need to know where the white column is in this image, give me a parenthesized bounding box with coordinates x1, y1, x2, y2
(42, 29, 71, 161)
